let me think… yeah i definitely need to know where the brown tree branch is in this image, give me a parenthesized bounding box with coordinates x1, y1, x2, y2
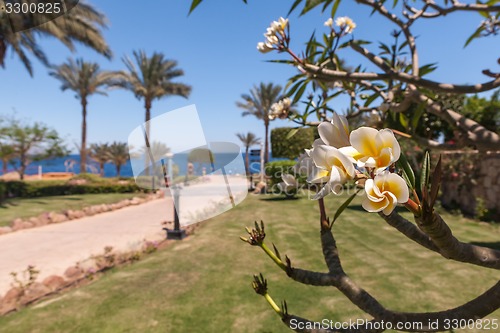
(415, 210, 500, 269)
(378, 211, 439, 252)
(411, 90, 500, 150)
(303, 64, 500, 94)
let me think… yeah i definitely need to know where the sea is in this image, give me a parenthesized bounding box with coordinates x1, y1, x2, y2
(0, 153, 280, 178)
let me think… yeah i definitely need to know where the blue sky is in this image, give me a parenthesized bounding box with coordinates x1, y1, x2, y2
(1, 0, 498, 153)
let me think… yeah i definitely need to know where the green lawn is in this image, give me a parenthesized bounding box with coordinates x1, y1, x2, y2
(0, 193, 146, 227)
(0, 193, 498, 332)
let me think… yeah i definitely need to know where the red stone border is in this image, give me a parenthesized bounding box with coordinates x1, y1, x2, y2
(0, 191, 164, 236)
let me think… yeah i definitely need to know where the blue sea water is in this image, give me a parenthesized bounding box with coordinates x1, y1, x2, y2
(0, 153, 277, 178)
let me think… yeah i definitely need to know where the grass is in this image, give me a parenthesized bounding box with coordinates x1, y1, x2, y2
(0, 193, 146, 227)
(0, 193, 499, 332)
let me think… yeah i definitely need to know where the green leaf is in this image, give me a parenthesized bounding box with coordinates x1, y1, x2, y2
(286, 79, 306, 97)
(399, 113, 409, 130)
(397, 152, 416, 190)
(331, 189, 361, 226)
(419, 63, 438, 76)
(420, 151, 431, 195)
(301, 0, 326, 15)
(189, 0, 203, 14)
(330, 0, 341, 17)
(293, 82, 308, 104)
(464, 25, 483, 48)
(411, 103, 426, 132)
(430, 155, 442, 208)
(288, 0, 303, 15)
(364, 92, 380, 107)
(286, 128, 300, 139)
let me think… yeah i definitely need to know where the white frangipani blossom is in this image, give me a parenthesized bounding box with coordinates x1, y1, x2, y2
(347, 127, 401, 171)
(270, 97, 292, 120)
(335, 16, 356, 34)
(258, 17, 288, 53)
(324, 18, 334, 28)
(278, 174, 298, 193)
(309, 145, 356, 199)
(317, 112, 350, 148)
(293, 152, 314, 175)
(362, 171, 409, 215)
(257, 42, 274, 53)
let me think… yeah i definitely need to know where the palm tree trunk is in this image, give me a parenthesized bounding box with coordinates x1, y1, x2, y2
(145, 98, 152, 140)
(245, 147, 250, 176)
(2, 159, 7, 174)
(0, 38, 6, 68)
(116, 164, 121, 177)
(100, 162, 105, 177)
(264, 121, 270, 164)
(80, 98, 88, 174)
(144, 98, 152, 177)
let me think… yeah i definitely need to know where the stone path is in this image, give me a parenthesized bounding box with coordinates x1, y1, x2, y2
(0, 197, 173, 296)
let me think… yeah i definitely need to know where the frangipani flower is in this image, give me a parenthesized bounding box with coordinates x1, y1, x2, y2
(324, 18, 334, 28)
(318, 112, 350, 148)
(362, 171, 409, 215)
(293, 152, 314, 175)
(278, 174, 298, 193)
(309, 145, 356, 199)
(270, 17, 288, 34)
(335, 16, 356, 34)
(257, 42, 274, 53)
(258, 17, 288, 53)
(270, 97, 291, 120)
(348, 127, 401, 171)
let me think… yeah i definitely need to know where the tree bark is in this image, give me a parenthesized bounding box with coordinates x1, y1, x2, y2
(264, 121, 270, 164)
(80, 97, 88, 174)
(1, 159, 7, 174)
(245, 147, 250, 176)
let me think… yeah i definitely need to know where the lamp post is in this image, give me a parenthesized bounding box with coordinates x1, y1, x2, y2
(164, 152, 186, 240)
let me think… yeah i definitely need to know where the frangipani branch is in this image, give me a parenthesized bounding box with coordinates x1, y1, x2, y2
(273, 209, 500, 332)
(406, 1, 500, 19)
(415, 210, 500, 269)
(410, 90, 500, 150)
(302, 63, 500, 94)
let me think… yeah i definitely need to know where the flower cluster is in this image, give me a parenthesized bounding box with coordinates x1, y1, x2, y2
(269, 97, 291, 120)
(283, 113, 409, 215)
(257, 17, 289, 53)
(324, 16, 356, 35)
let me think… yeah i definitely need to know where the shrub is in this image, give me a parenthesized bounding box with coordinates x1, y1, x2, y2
(271, 127, 318, 160)
(2, 179, 145, 198)
(265, 160, 296, 188)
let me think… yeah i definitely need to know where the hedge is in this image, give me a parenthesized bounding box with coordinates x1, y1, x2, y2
(0, 180, 145, 199)
(271, 127, 319, 160)
(265, 160, 297, 188)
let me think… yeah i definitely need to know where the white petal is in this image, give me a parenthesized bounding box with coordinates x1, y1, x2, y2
(307, 165, 329, 184)
(350, 127, 379, 157)
(338, 146, 361, 163)
(313, 182, 332, 200)
(362, 195, 389, 212)
(282, 174, 297, 187)
(384, 173, 410, 203)
(375, 129, 400, 162)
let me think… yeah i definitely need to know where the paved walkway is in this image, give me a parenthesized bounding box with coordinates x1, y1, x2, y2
(0, 197, 173, 296)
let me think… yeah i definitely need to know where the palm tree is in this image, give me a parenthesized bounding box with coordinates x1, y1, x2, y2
(50, 58, 121, 173)
(236, 132, 261, 176)
(89, 143, 109, 177)
(236, 82, 283, 164)
(0, 1, 112, 76)
(107, 142, 129, 177)
(116, 50, 191, 141)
